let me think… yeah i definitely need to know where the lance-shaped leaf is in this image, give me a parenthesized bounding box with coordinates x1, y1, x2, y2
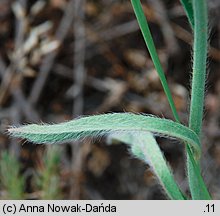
(180, 0, 194, 28)
(108, 132, 186, 200)
(8, 113, 201, 160)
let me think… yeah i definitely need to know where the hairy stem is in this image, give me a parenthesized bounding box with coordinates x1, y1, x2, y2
(131, 0, 211, 199)
(187, 0, 210, 200)
(189, 0, 208, 137)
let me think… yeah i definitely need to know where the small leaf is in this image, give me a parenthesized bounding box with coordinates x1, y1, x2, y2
(108, 132, 186, 200)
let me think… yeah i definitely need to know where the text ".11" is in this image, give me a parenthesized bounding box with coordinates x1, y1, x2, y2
(204, 204, 214, 213)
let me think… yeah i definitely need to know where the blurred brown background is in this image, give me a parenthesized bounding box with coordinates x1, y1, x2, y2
(0, 0, 220, 199)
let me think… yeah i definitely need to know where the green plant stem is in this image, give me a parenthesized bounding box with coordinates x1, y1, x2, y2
(187, 145, 211, 199)
(189, 0, 208, 137)
(131, 0, 211, 199)
(130, 0, 180, 122)
(181, 0, 210, 200)
(187, 0, 210, 200)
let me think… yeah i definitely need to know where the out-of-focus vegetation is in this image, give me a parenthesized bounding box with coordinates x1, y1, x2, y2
(35, 146, 62, 199)
(0, 147, 62, 199)
(0, 151, 24, 199)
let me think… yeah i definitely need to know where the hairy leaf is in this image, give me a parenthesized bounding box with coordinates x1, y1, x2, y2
(109, 132, 186, 200)
(8, 113, 201, 160)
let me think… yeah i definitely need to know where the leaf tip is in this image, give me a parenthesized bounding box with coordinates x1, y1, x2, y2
(6, 126, 22, 137)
